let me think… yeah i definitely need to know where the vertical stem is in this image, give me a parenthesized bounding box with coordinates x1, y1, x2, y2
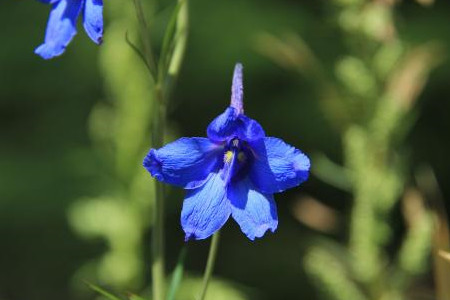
(133, 0, 167, 298)
(151, 2, 188, 295)
(152, 84, 166, 300)
(198, 232, 221, 300)
(152, 181, 165, 300)
(132, 1, 188, 299)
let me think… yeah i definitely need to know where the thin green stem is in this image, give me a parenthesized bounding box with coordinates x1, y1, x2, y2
(152, 181, 165, 300)
(132, 3, 167, 299)
(132, 1, 188, 300)
(151, 84, 166, 300)
(198, 231, 221, 300)
(133, 0, 167, 294)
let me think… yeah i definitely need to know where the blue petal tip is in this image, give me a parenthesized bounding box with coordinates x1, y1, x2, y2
(143, 149, 163, 181)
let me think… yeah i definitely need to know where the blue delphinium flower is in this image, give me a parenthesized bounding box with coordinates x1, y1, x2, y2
(143, 63, 310, 241)
(35, 0, 103, 59)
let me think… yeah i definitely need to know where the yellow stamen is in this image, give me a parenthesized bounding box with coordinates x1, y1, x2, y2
(224, 151, 233, 163)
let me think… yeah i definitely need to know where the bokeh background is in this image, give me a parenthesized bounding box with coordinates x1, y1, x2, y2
(1, 0, 450, 299)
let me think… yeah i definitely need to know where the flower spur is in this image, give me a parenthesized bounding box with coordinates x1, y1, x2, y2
(144, 63, 310, 241)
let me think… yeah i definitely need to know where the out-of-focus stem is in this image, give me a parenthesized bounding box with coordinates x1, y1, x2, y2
(165, 0, 189, 99)
(132, 0, 189, 298)
(150, 3, 188, 296)
(198, 231, 221, 300)
(168, 0, 189, 77)
(152, 182, 165, 300)
(132, 0, 165, 299)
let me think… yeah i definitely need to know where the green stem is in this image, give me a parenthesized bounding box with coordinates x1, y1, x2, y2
(152, 181, 165, 300)
(151, 84, 166, 300)
(132, 1, 188, 299)
(132, 1, 167, 298)
(198, 232, 221, 300)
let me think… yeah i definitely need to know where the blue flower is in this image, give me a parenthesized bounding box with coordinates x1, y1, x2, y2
(143, 63, 310, 241)
(35, 0, 103, 59)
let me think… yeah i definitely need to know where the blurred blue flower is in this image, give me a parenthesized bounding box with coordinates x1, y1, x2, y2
(35, 0, 103, 59)
(144, 63, 310, 241)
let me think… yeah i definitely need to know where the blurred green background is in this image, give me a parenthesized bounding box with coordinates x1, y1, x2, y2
(1, 0, 450, 299)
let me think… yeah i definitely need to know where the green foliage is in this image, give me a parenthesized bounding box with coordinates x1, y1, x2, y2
(335, 56, 377, 99)
(86, 282, 124, 300)
(159, 0, 185, 78)
(259, 0, 443, 299)
(3, 1, 450, 300)
(68, 0, 154, 289)
(128, 294, 147, 300)
(304, 245, 367, 300)
(167, 248, 187, 300)
(69, 0, 190, 298)
(397, 190, 434, 275)
(173, 276, 251, 300)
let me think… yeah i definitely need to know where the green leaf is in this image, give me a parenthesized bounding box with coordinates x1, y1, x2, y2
(128, 293, 147, 300)
(125, 31, 156, 81)
(167, 246, 187, 300)
(85, 281, 124, 300)
(312, 153, 352, 192)
(158, 0, 185, 79)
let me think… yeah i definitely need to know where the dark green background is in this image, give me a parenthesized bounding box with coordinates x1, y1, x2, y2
(1, 0, 450, 299)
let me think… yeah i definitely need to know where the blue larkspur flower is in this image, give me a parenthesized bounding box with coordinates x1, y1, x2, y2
(35, 0, 103, 59)
(143, 63, 310, 241)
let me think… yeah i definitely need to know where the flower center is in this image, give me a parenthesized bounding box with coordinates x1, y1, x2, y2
(221, 138, 251, 184)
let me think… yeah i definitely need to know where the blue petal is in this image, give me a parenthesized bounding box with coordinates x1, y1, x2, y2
(207, 107, 265, 142)
(181, 173, 231, 240)
(250, 137, 310, 194)
(228, 179, 278, 240)
(207, 107, 238, 142)
(35, 0, 83, 59)
(143, 137, 222, 189)
(83, 0, 103, 44)
(238, 114, 265, 141)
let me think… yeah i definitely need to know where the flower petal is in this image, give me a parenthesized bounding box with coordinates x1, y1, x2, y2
(228, 179, 278, 240)
(237, 114, 265, 141)
(207, 107, 265, 142)
(207, 107, 238, 142)
(143, 137, 222, 189)
(181, 173, 231, 240)
(83, 0, 103, 44)
(35, 0, 83, 59)
(250, 137, 310, 194)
